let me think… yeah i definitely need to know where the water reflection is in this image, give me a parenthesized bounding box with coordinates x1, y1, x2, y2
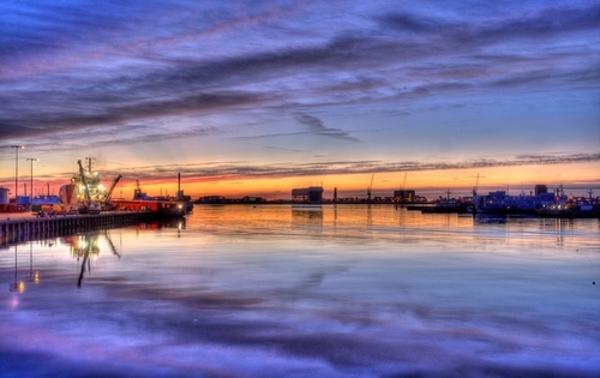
(133, 217, 186, 231)
(1, 205, 599, 377)
(2, 220, 187, 293)
(65, 231, 121, 287)
(28, 243, 39, 284)
(9, 246, 22, 293)
(291, 205, 323, 233)
(7, 242, 42, 294)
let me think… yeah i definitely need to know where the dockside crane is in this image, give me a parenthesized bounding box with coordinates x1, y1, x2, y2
(77, 160, 100, 214)
(77, 160, 92, 204)
(472, 173, 480, 196)
(367, 173, 374, 202)
(102, 174, 122, 210)
(134, 179, 147, 199)
(106, 174, 122, 201)
(398, 171, 408, 202)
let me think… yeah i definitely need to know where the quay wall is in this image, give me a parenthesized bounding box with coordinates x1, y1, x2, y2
(0, 212, 156, 246)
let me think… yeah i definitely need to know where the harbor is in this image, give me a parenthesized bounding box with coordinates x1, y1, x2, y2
(2, 2, 598, 376)
(0, 156, 189, 225)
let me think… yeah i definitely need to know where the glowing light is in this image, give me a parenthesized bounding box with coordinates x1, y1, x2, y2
(9, 296, 19, 309)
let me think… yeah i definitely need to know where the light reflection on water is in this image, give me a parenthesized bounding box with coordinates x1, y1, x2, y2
(0, 204, 599, 377)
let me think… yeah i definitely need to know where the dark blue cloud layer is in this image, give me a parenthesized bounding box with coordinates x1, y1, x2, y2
(0, 1, 598, 144)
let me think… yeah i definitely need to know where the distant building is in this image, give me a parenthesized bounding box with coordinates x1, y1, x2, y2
(473, 186, 557, 214)
(534, 184, 548, 196)
(200, 196, 226, 204)
(240, 196, 265, 203)
(292, 186, 324, 203)
(393, 189, 416, 202)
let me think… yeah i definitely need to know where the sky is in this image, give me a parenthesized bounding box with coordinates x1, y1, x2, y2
(0, 0, 599, 200)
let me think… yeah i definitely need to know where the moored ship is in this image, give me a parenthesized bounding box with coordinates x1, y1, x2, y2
(473, 184, 599, 218)
(111, 179, 186, 217)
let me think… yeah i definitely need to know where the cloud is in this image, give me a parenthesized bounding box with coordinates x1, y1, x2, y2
(0, 90, 264, 141)
(83, 153, 600, 185)
(0, 1, 598, 167)
(264, 146, 303, 152)
(380, 3, 600, 43)
(232, 114, 360, 143)
(379, 12, 448, 34)
(296, 114, 361, 143)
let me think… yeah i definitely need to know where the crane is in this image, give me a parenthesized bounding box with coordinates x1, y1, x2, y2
(398, 171, 408, 202)
(134, 179, 147, 199)
(102, 174, 122, 210)
(401, 171, 407, 190)
(367, 173, 374, 202)
(77, 160, 100, 214)
(472, 173, 480, 197)
(77, 160, 92, 205)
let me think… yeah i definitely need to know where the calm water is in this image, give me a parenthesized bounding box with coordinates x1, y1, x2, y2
(1, 205, 599, 377)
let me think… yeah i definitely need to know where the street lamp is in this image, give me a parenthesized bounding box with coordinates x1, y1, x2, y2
(10, 145, 24, 201)
(26, 158, 38, 208)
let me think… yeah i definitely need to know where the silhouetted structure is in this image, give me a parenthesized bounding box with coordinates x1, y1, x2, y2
(534, 184, 548, 196)
(394, 189, 416, 202)
(292, 186, 323, 204)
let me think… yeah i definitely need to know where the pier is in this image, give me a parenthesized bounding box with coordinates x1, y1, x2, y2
(0, 211, 157, 246)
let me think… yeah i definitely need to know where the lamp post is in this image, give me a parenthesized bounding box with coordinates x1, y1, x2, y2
(26, 158, 38, 208)
(10, 145, 25, 201)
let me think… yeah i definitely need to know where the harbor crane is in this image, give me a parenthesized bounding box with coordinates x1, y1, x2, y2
(472, 173, 480, 196)
(77, 160, 100, 214)
(101, 174, 122, 210)
(134, 179, 147, 199)
(367, 173, 374, 202)
(397, 171, 408, 202)
(400, 171, 407, 191)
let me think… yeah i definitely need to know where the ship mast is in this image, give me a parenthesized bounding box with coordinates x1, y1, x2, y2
(86, 156, 96, 175)
(77, 160, 92, 207)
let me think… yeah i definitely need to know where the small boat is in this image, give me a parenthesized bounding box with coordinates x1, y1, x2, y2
(537, 204, 600, 218)
(420, 198, 469, 214)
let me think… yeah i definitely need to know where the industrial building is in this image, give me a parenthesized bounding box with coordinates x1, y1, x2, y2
(393, 189, 416, 202)
(534, 184, 548, 196)
(292, 186, 324, 203)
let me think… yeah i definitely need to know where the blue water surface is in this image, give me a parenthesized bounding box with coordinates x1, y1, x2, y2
(1, 205, 599, 377)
